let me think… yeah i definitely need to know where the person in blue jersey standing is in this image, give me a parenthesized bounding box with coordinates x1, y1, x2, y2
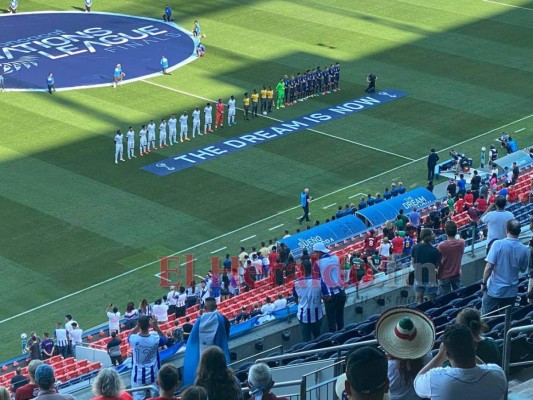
(183, 297, 231, 386)
(163, 5, 172, 22)
(313, 242, 346, 332)
(293, 260, 330, 342)
(160, 56, 171, 75)
(299, 188, 312, 225)
(46, 73, 55, 94)
(128, 316, 167, 400)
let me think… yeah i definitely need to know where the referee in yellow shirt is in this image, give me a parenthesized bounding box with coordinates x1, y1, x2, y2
(243, 93, 250, 120)
(251, 89, 259, 117)
(260, 85, 268, 115)
(266, 86, 274, 113)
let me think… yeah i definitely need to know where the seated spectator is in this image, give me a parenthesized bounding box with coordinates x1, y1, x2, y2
(10, 368, 28, 395)
(375, 308, 434, 400)
(124, 302, 139, 330)
(91, 368, 132, 400)
(335, 346, 389, 400)
(374, 192, 383, 204)
(148, 364, 180, 400)
(414, 325, 506, 399)
(195, 346, 243, 400)
(246, 363, 288, 400)
(235, 306, 250, 323)
(456, 308, 502, 366)
(33, 364, 75, 400)
(16, 360, 43, 400)
(358, 197, 367, 210)
(498, 183, 509, 197)
(261, 297, 276, 315)
(181, 387, 207, 400)
(182, 316, 193, 341)
(249, 303, 262, 318)
(383, 187, 391, 200)
(107, 332, 123, 366)
(273, 293, 287, 311)
(507, 185, 518, 203)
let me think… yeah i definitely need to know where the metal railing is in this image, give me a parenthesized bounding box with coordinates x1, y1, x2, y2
(125, 385, 159, 398)
(300, 360, 344, 400)
(230, 344, 284, 369)
(503, 323, 533, 398)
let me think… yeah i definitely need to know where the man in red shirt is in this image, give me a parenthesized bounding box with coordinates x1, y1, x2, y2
(363, 229, 378, 257)
(507, 185, 518, 203)
(391, 232, 404, 267)
(436, 220, 465, 293)
(15, 360, 43, 400)
(454, 194, 465, 213)
(464, 190, 474, 210)
(148, 364, 179, 400)
(476, 194, 488, 213)
(215, 99, 224, 129)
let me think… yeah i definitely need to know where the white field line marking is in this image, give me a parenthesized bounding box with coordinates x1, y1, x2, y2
(323, 203, 337, 209)
(240, 235, 256, 242)
(180, 258, 197, 266)
(1, 109, 531, 324)
(349, 192, 366, 199)
(141, 80, 414, 161)
(269, 224, 284, 231)
(515, 128, 525, 133)
(210, 246, 227, 254)
(483, 0, 533, 10)
(154, 272, 171, 282)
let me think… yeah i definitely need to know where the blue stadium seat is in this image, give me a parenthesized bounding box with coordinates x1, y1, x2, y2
(512, 304, 533, 320)
(442, 308, 460, 320)
(435, 292, 459, 306)
(415, 300, 437, 312)
(456, 283, 482, 297)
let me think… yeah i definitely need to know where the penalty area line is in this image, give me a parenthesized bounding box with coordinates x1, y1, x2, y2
(1, 112, 532, 324)
(482, 0, 533, 11)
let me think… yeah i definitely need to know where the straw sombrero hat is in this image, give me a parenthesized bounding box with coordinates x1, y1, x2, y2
(376, 307, 435, 360)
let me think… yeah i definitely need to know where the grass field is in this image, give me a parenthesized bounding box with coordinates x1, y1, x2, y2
(1, 0, 532, 360)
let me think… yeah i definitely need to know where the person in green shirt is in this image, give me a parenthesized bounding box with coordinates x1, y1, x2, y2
(275, 78, 285, 110)
(370, 250, 382, 273)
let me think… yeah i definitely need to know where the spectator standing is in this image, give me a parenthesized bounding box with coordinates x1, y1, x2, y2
(481, 220, 530, 314)
(138, 299, 152, 317)
(15, 360, 43, 400)
(427, 149, 439, 181)
(54, 323, 68, 358)
(409, 208, 421, 228)
(456, 308, 501, 366)
(123, 302, 139, 330)
(480, 195, 514, 252)
(512, 162, 519, 184)
(33, 364, 75, 400)
(504, 167, 513, 185)
(383, 221, 395, 240)
(152, 299, 169, 323)
(313, 242, 346, 332)
(147, 364, 180, 400)
(436, 221, 465, 294)
(364, 229, 378, 257)
(261, 297, 276, 315)
(166, 286, 178, 315)
(411, 228, 441, 304)
(41, 333, 54, 360)
(391, 232, 404, 265)
(376, 308, 435, 400)
(195, 346, 243, 400)
(183, 298, 231, 386)
(457, 174, 467, 196)
(414, 325, 506, 399)
(128, 316, 167, 400)
(293, 260, 330, 341)
(182, 316, 193, 341)
(106, 304, 121, 334)
(91, 368, 132, 400)
(26, 333, 42, 361)
(69, 323, 83, 357)
(470, 170, 481, 196)
(106, 332, 123, 366)
(446, 179, 457, 198)
(10, 368, 28, 395)
(246, 363, 289, 400)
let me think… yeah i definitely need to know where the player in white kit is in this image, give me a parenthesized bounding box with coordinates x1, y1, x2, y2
(114, 130, 125, 164)
(179, 112, 189, 142)
(168, 114, 177, 145)
(139, 125, 148, 156)
(126, 127, 136, 159)
(228, 95, 236, 126)
(192, 107, 202, 137)
(204, 102, 213, 134)
(147, 120, 157, 151)
(159, 119, 168, 148)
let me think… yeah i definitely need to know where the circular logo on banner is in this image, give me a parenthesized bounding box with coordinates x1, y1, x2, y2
(0, 11, 198, 91)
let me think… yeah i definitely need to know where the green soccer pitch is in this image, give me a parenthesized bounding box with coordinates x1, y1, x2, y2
(1, 0, 532, 360)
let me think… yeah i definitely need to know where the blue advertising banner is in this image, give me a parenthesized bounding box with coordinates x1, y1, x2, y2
(142, 89, 408, 176)
(279, 215, 368, 259)
(356, 188, 436, 227)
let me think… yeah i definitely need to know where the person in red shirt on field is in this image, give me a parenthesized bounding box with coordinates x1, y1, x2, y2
(476, 194, 488, 213)
(215, 98, 224, 129)
(454, 194, 465, 214)
(507, 185, 518, 203)
(363, 229, 378, 257)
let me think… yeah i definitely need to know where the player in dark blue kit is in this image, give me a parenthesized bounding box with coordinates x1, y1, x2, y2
(288, 75, 296, 105)
(308, 69, 316, 98)
(333, 62, 340, 91)
(299, 73, 307, 101)
(315, 66, 323, 95)
(283, 75, 290, 105)
(322, 67, 330, 94)
(295, 72, 302, 101)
